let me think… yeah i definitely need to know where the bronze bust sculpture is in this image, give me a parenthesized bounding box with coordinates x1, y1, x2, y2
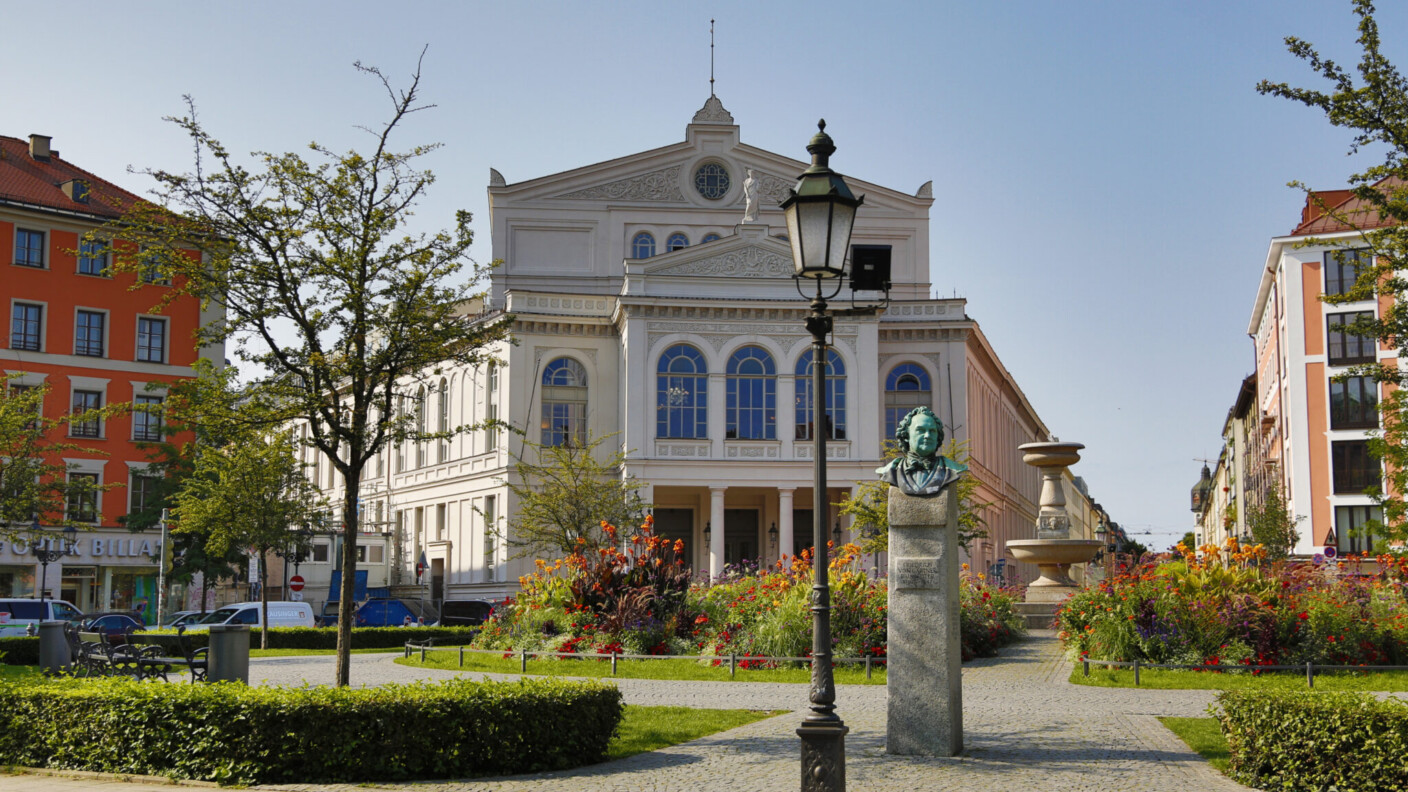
(876, 406, 967, 497)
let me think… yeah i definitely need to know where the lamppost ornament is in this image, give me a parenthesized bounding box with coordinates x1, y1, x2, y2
(28, 521, 79, 612)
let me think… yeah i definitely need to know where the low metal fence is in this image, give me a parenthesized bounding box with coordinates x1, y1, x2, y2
(403, 640, 889, 679)
(1081, 657, 1408, 687)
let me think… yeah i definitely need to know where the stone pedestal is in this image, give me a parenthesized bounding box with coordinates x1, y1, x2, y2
(886, 487, 962, 756)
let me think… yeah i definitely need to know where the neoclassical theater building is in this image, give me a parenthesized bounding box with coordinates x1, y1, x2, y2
(313, 96, 1102, 606)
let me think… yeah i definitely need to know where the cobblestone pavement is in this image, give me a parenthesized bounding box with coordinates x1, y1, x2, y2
(4, 632, 1248, 792)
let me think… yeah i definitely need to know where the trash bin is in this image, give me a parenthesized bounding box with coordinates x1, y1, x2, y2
(38, 620, 71, 674)
(208, 624, 250, 683)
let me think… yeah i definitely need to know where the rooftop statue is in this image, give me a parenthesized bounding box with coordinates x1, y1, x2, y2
(876, 406, 967, 497)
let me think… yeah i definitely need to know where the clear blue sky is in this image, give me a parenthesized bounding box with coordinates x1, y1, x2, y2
(5, 1, 1403, 549)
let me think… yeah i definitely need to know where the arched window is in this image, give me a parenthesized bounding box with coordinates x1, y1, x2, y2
(667, 232, 689, 252)
(632, 232, 656, 259)
(657, 344, 707, 439)
(415, 386, 428, 467)
(884, 364, 932, 443)
(485, 362, 500, 451)
(438, 377, 450, 463)
(541, 357, 588, 447)
(795, 349, 846, 441)
(726, 346, 776, 439)
(701, 233, 721, 243)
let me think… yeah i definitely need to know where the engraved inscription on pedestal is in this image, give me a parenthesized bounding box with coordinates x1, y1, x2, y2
(894, 556, 943, 590)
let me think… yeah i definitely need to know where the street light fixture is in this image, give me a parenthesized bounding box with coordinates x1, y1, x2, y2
(28, 520, 78, 613)
(780, 119, 863, 792)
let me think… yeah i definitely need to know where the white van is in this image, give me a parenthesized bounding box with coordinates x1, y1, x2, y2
(0, 598, 84, 637)
(184, 601, 314, 630)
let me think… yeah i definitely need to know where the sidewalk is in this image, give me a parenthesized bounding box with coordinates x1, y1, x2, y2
(3, 632, 1247, 791)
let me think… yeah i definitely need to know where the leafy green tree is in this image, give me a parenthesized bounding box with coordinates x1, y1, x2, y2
(172, 430, 326, 648)
(0, 375, 115, 538)
(837, 440, 988, 555)
(91, 57, 511, 684)
(506, 433, 646, 557)
(1246, 485, 1303, 560)
(1258, 0, 1408, 549)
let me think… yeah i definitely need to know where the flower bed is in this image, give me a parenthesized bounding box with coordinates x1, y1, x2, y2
(1057, 541, 1408, 668)
(472, 518, 1024, 663)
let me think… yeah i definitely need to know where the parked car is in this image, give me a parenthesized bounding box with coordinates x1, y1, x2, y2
(184, 601, 315, 631)
(161, 610, 204, 629)
(354, 598, 438, 627)
(79, 612, 146, 643)
(0, 598, 84, 637)
(438, 599, 495, 627)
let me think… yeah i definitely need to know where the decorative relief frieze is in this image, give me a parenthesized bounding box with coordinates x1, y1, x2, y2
(649, 247, 793, 278)
(556, 165, 686, 202)
(887, 303, 952, 319)
(655, 442, 711, 458)
(725, 443, 779, 459)
(519, 295, 611, 315)
(755, 172, 797, 206)
(795, 444, 851, 460)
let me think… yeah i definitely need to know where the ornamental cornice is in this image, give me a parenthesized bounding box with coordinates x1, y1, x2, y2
(691, 96, 735, 124)
(555, 165, 686, 202)
(514, 319, 617, 337)
(647, 246, 792, 278)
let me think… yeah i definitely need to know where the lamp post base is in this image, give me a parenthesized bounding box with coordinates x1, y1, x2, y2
(798, 721, 848, 792)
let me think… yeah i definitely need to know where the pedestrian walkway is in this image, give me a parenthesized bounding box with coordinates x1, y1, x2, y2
(2, 632, 1248, 792)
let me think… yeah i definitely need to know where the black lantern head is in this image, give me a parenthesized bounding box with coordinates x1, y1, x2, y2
(780, 120, 863, 280)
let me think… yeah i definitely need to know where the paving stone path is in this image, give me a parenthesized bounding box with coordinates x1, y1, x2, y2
(3, 631, 1248, 792)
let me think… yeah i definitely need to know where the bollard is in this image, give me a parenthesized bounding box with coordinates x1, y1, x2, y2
(1307, 662, 1314, 688)
(1083, 658, 1090, 677)
(38, 621, 71, 675)
(866, 655, 872, 680)
(520, 649, 527, 673)
(208, 625, 250, 684)
(1133, 659, 1140, 686)
(420, 644, 426, 663)
(730, 652, 736, 678)
(459, 646, 464, 667)
(611, 652, 618, 676)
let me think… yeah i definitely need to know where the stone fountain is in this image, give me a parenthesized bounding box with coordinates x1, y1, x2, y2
(1006, 442, 1100, 620)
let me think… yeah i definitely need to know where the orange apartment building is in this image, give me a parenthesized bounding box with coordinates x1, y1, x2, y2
(1246, 188, 1398, 556)
(0, 133, 221, 618)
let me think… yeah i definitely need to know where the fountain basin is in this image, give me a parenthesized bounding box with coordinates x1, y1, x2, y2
(1007, 538, 1102, 603)
(1017, 441, 1085, 469)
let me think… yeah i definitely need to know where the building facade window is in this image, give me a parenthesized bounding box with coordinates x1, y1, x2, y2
(1335, 504, 1382, 554)
(1327, 311, 1375, 365)
(136, 317, 167, 363)
(884, 363, 933, 441)
(1331, 440, 1379, 494)
(70, 389, 102, 438)
(541, 357, 588, 447)
(725, 346, 776, 440)
(795, 348, 846, 441)
(701, 233, 721, 243)
(129, 472, 159, 516)
(1324, 248, 1370, 297)
(14, 229, 44, 268)
(1330, 376, 1378, 430)
(438, 378, 450, 463)
(133, 395, 164, 441)
(10, 303, 42, 351)
(68, 473, 99, 523)
(657, 344, 708, 439)
(75, 310, 105, 357)
(667, 232, 689, 252)
(78, 241, 108, 276)
(138, 248, 170, 285)
(631, 232, 656, 259)
(483, 495, 497, 581)
(485, 362, 500, 451)
(693, 163, 730, 199)
(415, 386, 427, 468)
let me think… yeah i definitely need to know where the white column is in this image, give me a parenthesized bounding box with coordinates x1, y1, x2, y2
(709, 486, 726, 579)
(778, 488, 795, 560)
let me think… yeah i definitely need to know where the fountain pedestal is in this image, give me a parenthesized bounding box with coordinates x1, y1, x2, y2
(1006, 442, 1100, 616)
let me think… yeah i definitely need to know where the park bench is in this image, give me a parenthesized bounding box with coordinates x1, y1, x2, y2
(75, 630, 143, 677)
(127, 628, 208, 683)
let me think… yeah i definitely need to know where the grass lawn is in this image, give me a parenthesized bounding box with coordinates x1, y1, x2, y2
(611, 706, 782, 760)
(397, 649, 888, 685)
(1070, 664, 1408, 691)
(249, 647, 404, 657)
(0, 665, 40, 681)
(1160, 717, 1230, 773)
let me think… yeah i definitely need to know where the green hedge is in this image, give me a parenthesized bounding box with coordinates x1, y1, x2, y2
(0, 637, 39, 665)
(1217, 690, 1408, 791)
(0, 675, 623, 784)
(0, 628, 475, 665)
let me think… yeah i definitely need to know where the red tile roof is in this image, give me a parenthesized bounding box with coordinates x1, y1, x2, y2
(0, 135, 143, 220)
(1292, 179, 1405, 236)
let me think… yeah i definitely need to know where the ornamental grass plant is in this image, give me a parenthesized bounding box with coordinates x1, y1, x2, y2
(1057, 539, 1408, 669)
(471, 517, 1025, 664)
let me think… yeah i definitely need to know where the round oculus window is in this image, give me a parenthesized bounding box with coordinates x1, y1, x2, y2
(693, 163, 730, 200)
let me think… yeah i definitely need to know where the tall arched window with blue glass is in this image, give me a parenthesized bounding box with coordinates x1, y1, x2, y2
(657, 344, 708, 438)
(726, 346, 776, 439)
(794, 349, 846, 440)
(541, 358, 588, 447)
(884, 364, 932, 441)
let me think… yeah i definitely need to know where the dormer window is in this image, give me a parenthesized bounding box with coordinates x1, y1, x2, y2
(62, 179, 90, 204)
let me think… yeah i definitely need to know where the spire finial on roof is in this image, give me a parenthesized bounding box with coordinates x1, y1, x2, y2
(710, 19, 716, 97)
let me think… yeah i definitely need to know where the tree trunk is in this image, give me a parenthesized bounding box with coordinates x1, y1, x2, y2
(259, 549, 269, 650)
(335, 471, 360, 686)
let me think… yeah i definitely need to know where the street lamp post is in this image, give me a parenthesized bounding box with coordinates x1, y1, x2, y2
(781, 120, 863, 792)
(28, 521, 78, 612)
